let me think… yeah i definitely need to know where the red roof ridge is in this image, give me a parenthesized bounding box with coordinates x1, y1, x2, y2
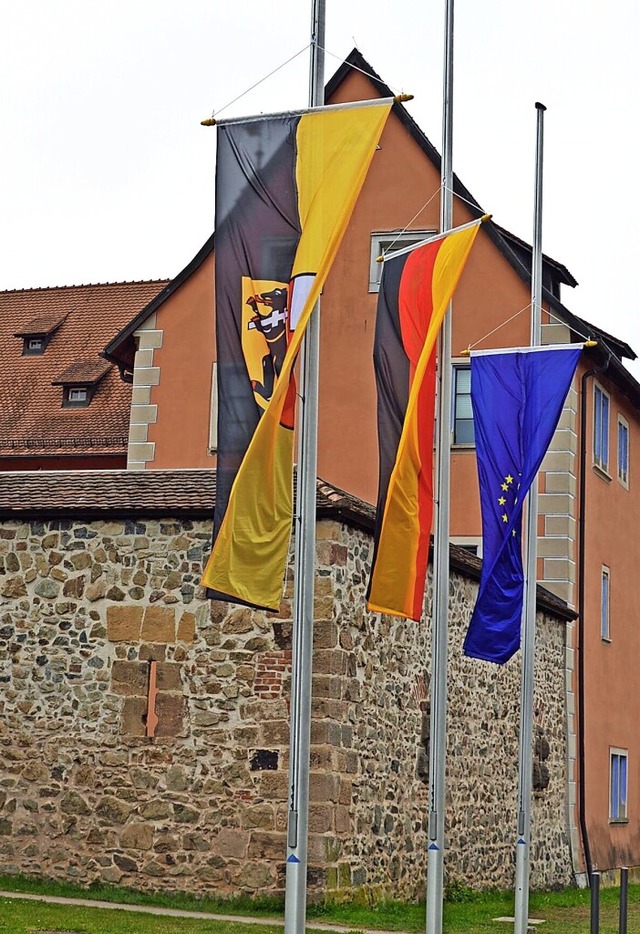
(0, 278, 171, 295)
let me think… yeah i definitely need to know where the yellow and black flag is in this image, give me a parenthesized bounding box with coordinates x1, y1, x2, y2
(202, 100, 392, 610)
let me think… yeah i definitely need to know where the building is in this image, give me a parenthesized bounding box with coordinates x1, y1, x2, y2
(0, 280, 167, 471)
(2, 49, 639, 887)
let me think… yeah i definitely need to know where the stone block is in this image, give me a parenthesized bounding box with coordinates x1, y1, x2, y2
(308, 804, 333, 833)
(247, 830, 285, 860)
(241, 805, 275, 830)
(309, 772, 340, 803)
(214, 828, 249, 859)
(177, 611, 196, 643)
(120, 822, 154, 850)
(107, 606, 144, 642)
(111, 661, 149, 697)
(135, 327, 163, 350)
(155, 662, 182, 692)
(121, 697, 147, 736)
(141, 606, 176, 643)
(257, 771, 289, 801)
(313, 621, 338, 649)
(96, 795, 131, 824)
(133, 366, 161, 387)
(155, 694, 188, 738)
(259, 720, 290, 745)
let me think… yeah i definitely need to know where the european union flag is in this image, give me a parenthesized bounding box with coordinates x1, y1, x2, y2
(463, 345, 582, 664)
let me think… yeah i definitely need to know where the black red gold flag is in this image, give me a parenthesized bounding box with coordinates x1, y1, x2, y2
(202, 100, 392, 610)
(366, 220, 484, 621)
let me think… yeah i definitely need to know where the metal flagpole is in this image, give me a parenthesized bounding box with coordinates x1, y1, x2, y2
(284, 3, 325, 934)
(426, 0, 454, 931)
(513, 100, 546, 934)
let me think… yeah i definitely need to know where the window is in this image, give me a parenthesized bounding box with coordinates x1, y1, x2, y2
(453, 364, 474, 445)
(208, 362, 218, 453)
(23, 336, 45, 355)
(593, 383, 610, 472)
(601, 566, 610, 641)
(618, 416, 629, 487)
(369, 230, 436, 291)
(610, 749, 628, 822)
(63, 386, 90, 407)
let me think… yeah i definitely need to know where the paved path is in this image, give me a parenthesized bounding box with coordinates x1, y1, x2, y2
(0, 889, 407, 934)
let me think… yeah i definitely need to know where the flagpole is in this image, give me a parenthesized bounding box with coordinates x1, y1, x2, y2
(513, 100, 546, 934)
(284, 3, 325, 934)
(426, 0, 454, 931)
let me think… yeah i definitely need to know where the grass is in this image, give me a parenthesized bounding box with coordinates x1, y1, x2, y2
(0, 875, 638, 933)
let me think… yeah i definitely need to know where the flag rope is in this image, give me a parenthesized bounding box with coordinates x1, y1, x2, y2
(460, 299, 602, 355)
(201, 44, 310, 122)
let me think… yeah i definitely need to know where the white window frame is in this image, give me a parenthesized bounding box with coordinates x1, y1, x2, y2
(617, 415, 629, 488)
(452, 361, 474, 447)
(610, 748, 628, 822)
(601, 565, 611, 642)
(208, 361, 218, 454)
(68, 387, 88, 403)
(593, 382, 610, 474)
(369, 229, 436, 292)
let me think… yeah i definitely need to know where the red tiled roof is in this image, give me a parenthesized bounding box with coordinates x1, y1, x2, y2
(0, 280, 169, 457)
(13, 313, 66, 337)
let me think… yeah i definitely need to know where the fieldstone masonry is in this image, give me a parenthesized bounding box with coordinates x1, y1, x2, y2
(0, 512, 574, 899)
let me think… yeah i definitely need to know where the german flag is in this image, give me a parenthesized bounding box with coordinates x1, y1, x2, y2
(366, 219, 485, 621)
(202, 100, 392, 610)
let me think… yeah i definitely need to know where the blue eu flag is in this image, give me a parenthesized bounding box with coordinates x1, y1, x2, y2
(463, 345, 582, 664)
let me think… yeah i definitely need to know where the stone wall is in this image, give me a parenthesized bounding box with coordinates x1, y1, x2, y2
(0, 513, 573, 898)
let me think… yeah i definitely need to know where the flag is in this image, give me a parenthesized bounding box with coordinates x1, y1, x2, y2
(201, 100, 392, 610)
(366, 219, 485, 620)
(463, 344, 582, 663)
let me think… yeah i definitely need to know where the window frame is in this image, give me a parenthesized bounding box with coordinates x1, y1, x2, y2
(62, 386, 91, 408)
(369, 229, 436, 292)
(601, 565, 611, 642)
(593, 382, 610, 474)
(22, 335, 46, 356)
(617, 415, 629, 488)
(610, 748, 628, 823)
(452, 361, 474, 447)
(208, 361, 218, 454)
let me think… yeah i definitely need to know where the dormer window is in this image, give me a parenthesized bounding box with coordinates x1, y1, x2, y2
(53, 358, 112, 409)
(14, 314, 66, 355)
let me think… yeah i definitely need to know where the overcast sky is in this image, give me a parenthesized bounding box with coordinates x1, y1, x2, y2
(1, 1, 638, 372)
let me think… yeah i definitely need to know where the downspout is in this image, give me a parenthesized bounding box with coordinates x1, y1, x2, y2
(577, 351, 611, 881)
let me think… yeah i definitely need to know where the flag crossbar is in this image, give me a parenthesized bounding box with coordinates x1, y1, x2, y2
(379, 214, 490, 263)
(213, 96, 395, 127)
(470, 341, 593, 358)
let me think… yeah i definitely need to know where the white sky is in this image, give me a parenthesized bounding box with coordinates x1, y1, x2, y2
(1, 1, 638, 373)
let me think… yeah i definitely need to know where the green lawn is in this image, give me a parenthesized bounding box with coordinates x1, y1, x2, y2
(0, 876, 638, 933)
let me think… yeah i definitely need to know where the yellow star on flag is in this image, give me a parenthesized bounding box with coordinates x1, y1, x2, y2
(498, 496, 506, 505)
(501, 482, 509, 491)
(505, 474, 514, 484)
(502, 513, 508, 523)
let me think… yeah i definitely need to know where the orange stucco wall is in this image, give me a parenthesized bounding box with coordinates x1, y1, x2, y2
(146, 256, 216, 469)
(578, 368, 640, 869)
